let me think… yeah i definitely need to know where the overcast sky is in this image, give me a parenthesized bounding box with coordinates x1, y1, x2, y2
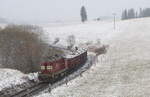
(0, 0, 150, 22)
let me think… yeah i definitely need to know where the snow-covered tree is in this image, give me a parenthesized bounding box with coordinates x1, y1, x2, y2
(121, 9, 128, 20)
(128, 8, 135, 19)
(139, 8, 143, 18)
(142, 8, 150, 17)
(67, 35, 76, 50)
(135, 11, 138, 18)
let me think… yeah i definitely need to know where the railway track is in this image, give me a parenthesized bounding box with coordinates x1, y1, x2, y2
(0, 82, 49, 97)
(0, 55, 95, 97)
(11, 82, 48, 97)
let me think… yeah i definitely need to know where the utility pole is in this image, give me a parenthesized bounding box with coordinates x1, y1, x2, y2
(113, 13, 116, 30)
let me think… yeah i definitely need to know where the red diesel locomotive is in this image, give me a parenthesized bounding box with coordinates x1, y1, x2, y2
(38, 48, 87, 82)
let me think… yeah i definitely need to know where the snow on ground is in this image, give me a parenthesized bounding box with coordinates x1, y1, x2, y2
(36, 18, 150, 97)
(0, 69, 28, 91)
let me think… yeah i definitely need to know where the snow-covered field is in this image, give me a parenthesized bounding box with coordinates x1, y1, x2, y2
(42, 20, 119, 46)
(36, 18, 150, 97)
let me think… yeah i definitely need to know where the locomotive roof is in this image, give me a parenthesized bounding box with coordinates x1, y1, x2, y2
(43, 47, 87, 63)
(44, 54, 63, 62)
(64, 48, 87, 59)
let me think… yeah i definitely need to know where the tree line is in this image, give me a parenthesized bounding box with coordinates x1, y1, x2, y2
(122, 8, 150, 20)
(0, 25, 63, 73)
(0, 24, 77, 73)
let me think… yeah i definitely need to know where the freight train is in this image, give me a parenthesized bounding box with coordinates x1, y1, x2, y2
(38, 48, 87, 83)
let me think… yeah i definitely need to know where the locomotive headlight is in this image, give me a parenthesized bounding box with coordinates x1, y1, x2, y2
(41, 66, 45, 70)
(47, 66, 53, 70)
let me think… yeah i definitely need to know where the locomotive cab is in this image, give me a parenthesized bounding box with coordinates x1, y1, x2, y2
(38, 62, 54, 81)
(38, 55, 66, 82)
(40, 62, 53, 73)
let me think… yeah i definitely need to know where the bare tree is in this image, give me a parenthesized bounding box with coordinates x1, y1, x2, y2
(53, 37, 60, 45)
(66, 35, 76, 50)
(96, 39, 101, 45)
(85, 41, 93, 46)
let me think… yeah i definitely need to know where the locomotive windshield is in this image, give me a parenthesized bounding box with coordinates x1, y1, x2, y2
(41, 65, 45, 70)
(47, 65, 53, 70)
(41, 63, 53, 71)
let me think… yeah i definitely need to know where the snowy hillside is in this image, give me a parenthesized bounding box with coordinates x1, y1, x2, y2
(36, 18, 150, 97)
(42, 20, 119, 46)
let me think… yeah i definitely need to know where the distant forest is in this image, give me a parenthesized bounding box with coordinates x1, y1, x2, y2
(121, 8, 150, 20)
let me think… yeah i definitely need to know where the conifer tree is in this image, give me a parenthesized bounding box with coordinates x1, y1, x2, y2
(80, 6, 88, 22)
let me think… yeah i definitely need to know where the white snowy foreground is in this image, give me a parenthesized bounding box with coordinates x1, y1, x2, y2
(36, 18, 150, 97)
(0, 68, 38, 91)
(0, 69, 27, 91)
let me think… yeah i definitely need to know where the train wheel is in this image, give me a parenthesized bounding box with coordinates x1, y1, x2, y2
(61, 73, 64, 76)
(55, 75, 58, 79)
